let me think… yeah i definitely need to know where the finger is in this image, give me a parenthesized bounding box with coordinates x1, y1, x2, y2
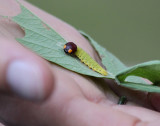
(113, 105, 160, 122)
(0, 72, 159, 126)
(0, 122, 5, 126)
(0, 74, 145, 126)
(0, 38, 54, 101)
(57, 97, 160, 126)
(58, 98, 141, 126)
(148, 93, 160, 112)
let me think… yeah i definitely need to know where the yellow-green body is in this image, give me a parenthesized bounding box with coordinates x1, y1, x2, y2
(75, 47, 107, 76)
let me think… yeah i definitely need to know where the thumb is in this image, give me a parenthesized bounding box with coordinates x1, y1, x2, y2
(0, 38, 54, 101)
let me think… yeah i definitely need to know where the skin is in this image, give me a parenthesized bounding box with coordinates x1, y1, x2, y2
(0, 0, 160, 126)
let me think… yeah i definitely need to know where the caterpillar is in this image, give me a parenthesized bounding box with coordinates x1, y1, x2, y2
(64, 42, 107, 76)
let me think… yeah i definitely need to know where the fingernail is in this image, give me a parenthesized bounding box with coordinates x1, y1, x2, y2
(6, 60, 44, 101)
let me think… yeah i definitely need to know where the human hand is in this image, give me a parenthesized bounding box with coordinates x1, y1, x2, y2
(0, 0, 160, 126)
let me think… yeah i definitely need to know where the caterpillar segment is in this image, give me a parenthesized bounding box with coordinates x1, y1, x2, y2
(75, 47, 107, 76)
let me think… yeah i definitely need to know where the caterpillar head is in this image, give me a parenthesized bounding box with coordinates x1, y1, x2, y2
(64, 42, 77, 54)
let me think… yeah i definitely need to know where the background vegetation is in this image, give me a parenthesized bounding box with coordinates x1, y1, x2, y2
(27, 0, 160, 65)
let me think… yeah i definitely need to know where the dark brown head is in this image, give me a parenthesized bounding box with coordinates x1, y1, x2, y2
(64, 42, 77, 54)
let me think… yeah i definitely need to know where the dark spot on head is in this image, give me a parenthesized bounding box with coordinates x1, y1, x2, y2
(64, 42, 77, 54)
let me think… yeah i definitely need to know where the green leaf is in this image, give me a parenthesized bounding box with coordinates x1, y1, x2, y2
(115, 60, 160, 92)
(79, 31, 126, 78)
(120, 82, 160, 93)
(116, 60, 160, 84)
(12, 4, 108, 78)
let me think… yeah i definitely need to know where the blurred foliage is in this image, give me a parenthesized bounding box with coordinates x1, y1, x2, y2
(27, 0, 160, 65)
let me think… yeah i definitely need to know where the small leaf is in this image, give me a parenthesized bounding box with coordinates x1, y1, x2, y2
(116, 60, 160, 84)
(120, 82, 160, 93)
(115, 60, 160, 92)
